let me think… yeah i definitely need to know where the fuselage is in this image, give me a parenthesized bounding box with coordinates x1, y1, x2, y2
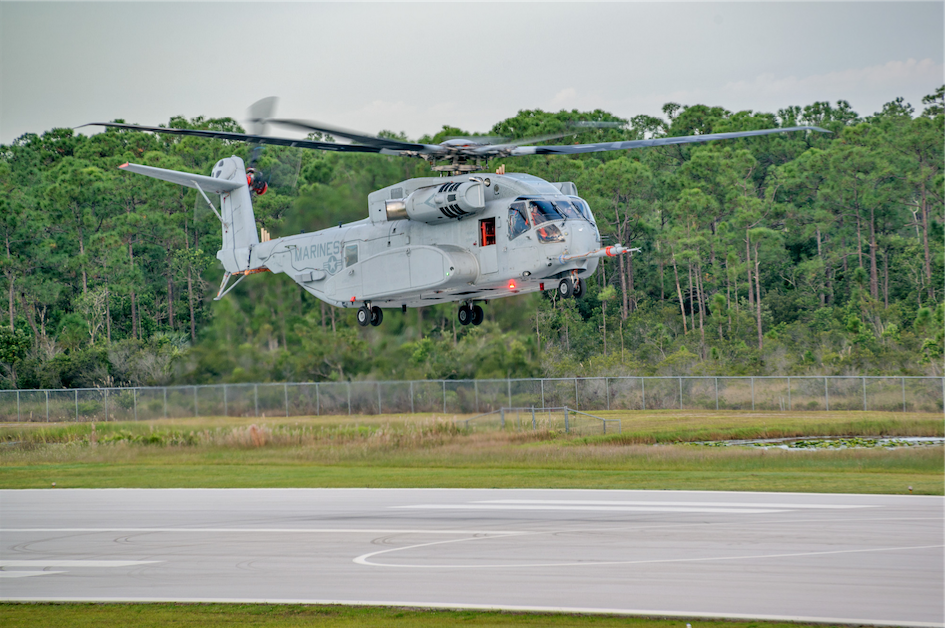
(243, 172, 601, 309)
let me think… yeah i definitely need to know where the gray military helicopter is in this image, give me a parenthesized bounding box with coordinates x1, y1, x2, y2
(85, 100, 826, 327)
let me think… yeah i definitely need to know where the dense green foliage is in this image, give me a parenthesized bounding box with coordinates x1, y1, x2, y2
(1, 90, 942, 388)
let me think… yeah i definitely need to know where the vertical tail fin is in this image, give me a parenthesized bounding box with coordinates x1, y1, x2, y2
(213, 156, 259, 252)
(118, 156, 260, 273)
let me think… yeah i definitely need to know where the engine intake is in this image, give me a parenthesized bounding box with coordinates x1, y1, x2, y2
(386, 180, 485, 223)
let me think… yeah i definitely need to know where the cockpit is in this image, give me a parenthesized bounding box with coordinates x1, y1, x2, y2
(508, 196, 596, 242)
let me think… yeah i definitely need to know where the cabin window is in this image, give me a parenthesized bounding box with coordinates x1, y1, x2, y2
(344, 243, 358, 267)
(479, 217, 496, 246)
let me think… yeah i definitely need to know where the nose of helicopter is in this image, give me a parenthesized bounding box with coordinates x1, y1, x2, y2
(570, 220, 598, 252)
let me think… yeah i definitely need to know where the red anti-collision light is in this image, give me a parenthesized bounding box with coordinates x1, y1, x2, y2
(508, 281, 516, 290)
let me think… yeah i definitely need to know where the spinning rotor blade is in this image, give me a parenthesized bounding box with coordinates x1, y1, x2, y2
(267, 118, 439, 154)
(509, 126, 830, 156)
(247, 96, 278, 136)
(78, 122, 385, 155)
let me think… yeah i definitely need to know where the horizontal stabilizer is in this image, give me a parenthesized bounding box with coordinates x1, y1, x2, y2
(118, 162, 244, 193)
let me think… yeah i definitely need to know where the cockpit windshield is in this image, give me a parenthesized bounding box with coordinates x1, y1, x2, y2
(570, 197, 595, 224)
(552, 199, 584, 221)
(527, 200, 562, 226)
(510, 196, 594, 240)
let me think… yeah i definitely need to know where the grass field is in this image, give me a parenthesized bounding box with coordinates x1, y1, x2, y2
(0, 603, 863, 628)
(1, 410, 941, 494)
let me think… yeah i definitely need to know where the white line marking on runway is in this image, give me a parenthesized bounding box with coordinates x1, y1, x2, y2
(393, 504, 791, 514)
(0, 560, 160, 568)
(354, 540, 945, 569)
(0, 571, 65, 578)
(1, 528, 527, 535)
(477, 499, 877, 509)
(1, 597, 938, 628)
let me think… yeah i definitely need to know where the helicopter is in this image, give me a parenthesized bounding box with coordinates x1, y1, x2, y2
(85, 100, 827, 327)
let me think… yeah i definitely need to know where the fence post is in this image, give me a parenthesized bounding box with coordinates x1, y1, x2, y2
(641, 378, 646, 411)
(715, 377, 719, 411)
(316, 382, 320, 416)
(410, 381, 415, 414)
(862, 376, 867, 412)
(750, 377, 755, 412)
(788, 377, 792, 411)
(824, 377, 829, 411)
(254, 384, 259, 417)
(531, 406, 536, 430)
(45, 390, 49, 422)
(606, 378, 610, 411)
(901, 377, 906, 412)
(442, 380, 446, 413)
(540, 379, 545, 409)
(574, 378, 579, 410)
(75, 389, 78, 421)
(104, 388, 108, 421)
(284, 383, 289, 417)
(164, 387, 168, 419)
(679, 377, 683, 410)
(508, 379, 512, 409)
(347, 381, 352, 415)
(133, 388, 138, 421)
(500, 408, 505, 429)
(564, 407, 569, 433)
(16, 391, 20, 422)
(223, 385, 228, 417)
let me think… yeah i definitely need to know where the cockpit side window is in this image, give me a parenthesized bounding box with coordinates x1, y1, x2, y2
(508, 202, 529, 240)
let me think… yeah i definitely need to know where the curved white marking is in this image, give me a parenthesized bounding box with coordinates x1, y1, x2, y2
(354, 542, 945, 569)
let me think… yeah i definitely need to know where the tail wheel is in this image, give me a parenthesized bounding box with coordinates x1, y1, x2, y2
(557, 278, 573, 299)
(457, 305, 472, 326)
(357, 306, 371, 327)
(370, 306, 383, 326)
(471, 304, 484, 326)
(572, 277, 585, 298)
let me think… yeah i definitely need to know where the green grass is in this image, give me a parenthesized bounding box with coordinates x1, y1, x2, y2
(0, 603, 861, 628)
(1, 413, 941, 494)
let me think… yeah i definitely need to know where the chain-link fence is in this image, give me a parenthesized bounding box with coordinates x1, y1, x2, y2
(0, 376, 942, 422)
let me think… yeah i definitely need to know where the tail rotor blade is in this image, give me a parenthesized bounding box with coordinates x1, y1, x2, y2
(247, 96, 278, 136)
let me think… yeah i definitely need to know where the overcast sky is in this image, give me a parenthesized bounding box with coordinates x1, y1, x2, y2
(1, 1, 942, 145)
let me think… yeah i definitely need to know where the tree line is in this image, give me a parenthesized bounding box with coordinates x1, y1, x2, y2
(1, 88, 942, 389)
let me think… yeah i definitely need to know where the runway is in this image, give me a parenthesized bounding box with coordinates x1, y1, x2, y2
(2, 488, 942, 626)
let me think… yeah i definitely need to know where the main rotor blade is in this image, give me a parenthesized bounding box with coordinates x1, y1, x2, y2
(78, 122, 385, 154)
(470, 131, 579, 155)
(267, 118, 440, 153)
(508, 126, 830, 156)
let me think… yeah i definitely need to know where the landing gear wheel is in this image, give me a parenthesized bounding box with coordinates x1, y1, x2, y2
(357, 306, 371, 327)
(458, 305, 472, 326)
(557, 278, 574, 299)
(471, 304, 484, 326)
(572, 277, 585, 298)
(370, 306, 383, 327)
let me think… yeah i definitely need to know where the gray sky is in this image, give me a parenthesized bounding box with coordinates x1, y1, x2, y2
(1, 1, 942, 144)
